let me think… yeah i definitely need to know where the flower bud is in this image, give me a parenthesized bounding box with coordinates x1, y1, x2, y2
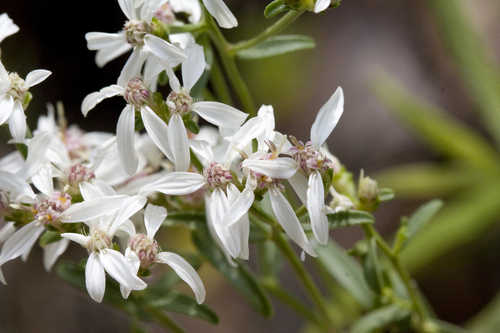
(358, 171, 379, 206)
(124, 78, 152, 108)
(129, 233, 159, 268)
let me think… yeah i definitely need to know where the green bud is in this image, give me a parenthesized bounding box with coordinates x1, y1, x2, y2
(358, 170, 379, 203)
(284, 0, 315, 11)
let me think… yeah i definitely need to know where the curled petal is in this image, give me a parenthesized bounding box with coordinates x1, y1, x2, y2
(24, 69, 51, 89)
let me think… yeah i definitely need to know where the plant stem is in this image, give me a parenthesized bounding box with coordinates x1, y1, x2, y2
(146, 306, 185, 333)
(168, 23, 207, 34)
(205, 13, 256, 115)
(362, 224, 428, 324)
(230, 10, 305, 54)
(209, 54, 233, 105)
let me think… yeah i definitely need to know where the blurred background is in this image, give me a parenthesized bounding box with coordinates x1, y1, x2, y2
(0, 0, 499, 332)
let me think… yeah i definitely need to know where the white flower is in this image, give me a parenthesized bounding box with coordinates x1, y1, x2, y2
(202, 0, 238, 29)
(85, 0, 186, 86)
(0, 13, 19, 43)
(120, 204, 206, 303)
(61, 181, 147, 302)
(0, 61, 51, 142)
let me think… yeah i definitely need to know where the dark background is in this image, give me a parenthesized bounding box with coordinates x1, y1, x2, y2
(0, 0, 499, 332)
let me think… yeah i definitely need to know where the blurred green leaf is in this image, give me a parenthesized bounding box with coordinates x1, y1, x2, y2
(39, 230, 61, 247)
(264, 0, 288, 18)
(363, 238, 384, 294)
(149, 292, 219, 324)
(163, 211, 206, 230)
(374, 76, 500, 171)
(428, 0, 500, 146)
(431, 319, 467, 333)
(258, 240, 282, 280)
(377, 188, 395, 202)
(350, 304, 410, 333)
(192, 225, 273, 317)
(401, 182, 500, 273)
(236, 35, 315, 60)
(376, 163, 479, 198)
(400, 199, 443, 250)
(327, 210, 375, 229)
(316, 242, 375, 309)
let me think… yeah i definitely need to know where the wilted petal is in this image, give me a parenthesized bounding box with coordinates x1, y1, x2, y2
(140, 172, 205, 196)
(157, 252, 206, 303)
(43, 238, 70, 271)
(144, 204, 167, 239)
(307, 171, 329, 245)
(24, 69, 51, 88)
(192, 101, 247, 129)
(117, 105, 139, 175)
(202, 0, 238, 29)
(168, 113, 190, 171)
(86, 252, 106, 303)
(99, 249, 147, 290)
(269, 188, 316, 257)
(141, 106, 174, 161)
(0, 221, 44, 265)
(310, 87, 344, 147)
(8, 101, 26, 142)
(242, 157, 297, 179)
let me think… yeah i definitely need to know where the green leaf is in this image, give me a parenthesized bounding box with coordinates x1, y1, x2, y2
(428, 0, 500, 147)
(402, 182, 500, 273)
(316, 242, 375, 309)
(374, 76, 500, 172)
(163, 211, 206, 230)
(192, 225, 273, 317)
(39, 230, 61, 247)
(326, 210, 375, 229)
(351, 304, 410, 333)
(377, 188, 394, 202)
(264, 0, 288, 18)
(236, 35, 315, 60)
(375, 163, 479, 198)
(258, 240, 282, 280)
(149, 291, 219, 324)
(362, 238, 384, 294)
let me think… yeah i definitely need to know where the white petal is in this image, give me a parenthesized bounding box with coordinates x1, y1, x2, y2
(189, 139, 214, 166)
(223, 116, 266, 163)
(120, 248, 140, 299)
(61, 233, 89, 247)
(144, 204, 167, 238)
(86, 32, 126, 50)
(0, 222, 16, 244)
(117, 48, 147, 87)
(242, 157, 297, 179)
(8, 101, 26, 142)
(0, 95, 14, 125)
(140, 106, 174, 161)
(95, 42, 132, 68)
(0, 13, 19, 43)
(0, 267, 5, 284)
(117, 105, 139, 175)
(118, 0, 135, 19)
(0, 221, 44, 265)
(109, 195, 147, 236)
(24, 69, 51, 88)
(86, 252, 106, 303)
(269, 189, 316, 257)
(310, 87, 344, 147)
(156, 252, 206, 303)
(224, 187, 254, 228)
(0, 171, 35, 201)
(168, 113, 190, 171)
(99, 249, 147, 290)
(140, 172, 205, 196)
(192, 102, 247, 129)
(182, 41, 206, 91)
(31, 164, 54, 195)
(288, 171, 308, 204)
(43, 238, 70, 271)
(61, 195, 129, 222)
(81, 85, 123, 116)
(165, 66, 181, 92)
(202, 0, 238, 29)
(143, 34, 187, 67)
(314, 0, 331, 13)
(307, 171, 329, 245)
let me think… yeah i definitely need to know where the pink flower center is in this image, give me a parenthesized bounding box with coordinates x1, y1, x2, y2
(129, 233, 159, 268)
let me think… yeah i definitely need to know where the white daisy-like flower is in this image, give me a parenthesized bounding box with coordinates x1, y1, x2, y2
(0, 61, 51, 142)
(85, 0, 186, 86)
(0, 13, 19, 43)
(120, 204, 206, 303)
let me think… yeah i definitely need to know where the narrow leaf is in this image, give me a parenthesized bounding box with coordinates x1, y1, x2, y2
(326, 210, 375, 229)
(401, 199, 443, 249)
(264, 0, 288, 18)
(237, 35, 316, 60)
(351, 304, 410, 333)
(149, 292, 219, 324)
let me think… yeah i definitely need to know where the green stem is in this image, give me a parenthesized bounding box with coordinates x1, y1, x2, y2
(230, 10, 305, 54)
(205, 13, 256, 115)
(209, 54, 233, 105)
(146, 307, 185, 333)
(362, 224, 427, 325)
(261, 279, 325, 329)
(168, 23, 207, 34)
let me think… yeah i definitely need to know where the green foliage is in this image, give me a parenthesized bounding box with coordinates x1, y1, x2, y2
(326, 210, 375, 229)
(350, 304, 410, 333)
(264, 0, 288, 18)
(236, 35, 315, 60)
(39, 230, 61, 247)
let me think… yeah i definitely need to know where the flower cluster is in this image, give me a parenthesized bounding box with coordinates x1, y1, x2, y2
(0, 0, 350, 306)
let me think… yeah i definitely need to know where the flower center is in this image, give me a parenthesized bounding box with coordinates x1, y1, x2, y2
(289, 138, 334, 175)
(166, 90, 193, 115)
(154, 3, 176, 25)
(124, 78, 151, 107)
(129, 233, 159, 268)
(7, 72, 27, 102)
(33, 192, 72, 226)
(204, 162, 232, 189)
(87, 228, 112, 252)
(124, 20, 151, 46)
(68, 164, 95, 186)
(63, 126, 87, 159)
